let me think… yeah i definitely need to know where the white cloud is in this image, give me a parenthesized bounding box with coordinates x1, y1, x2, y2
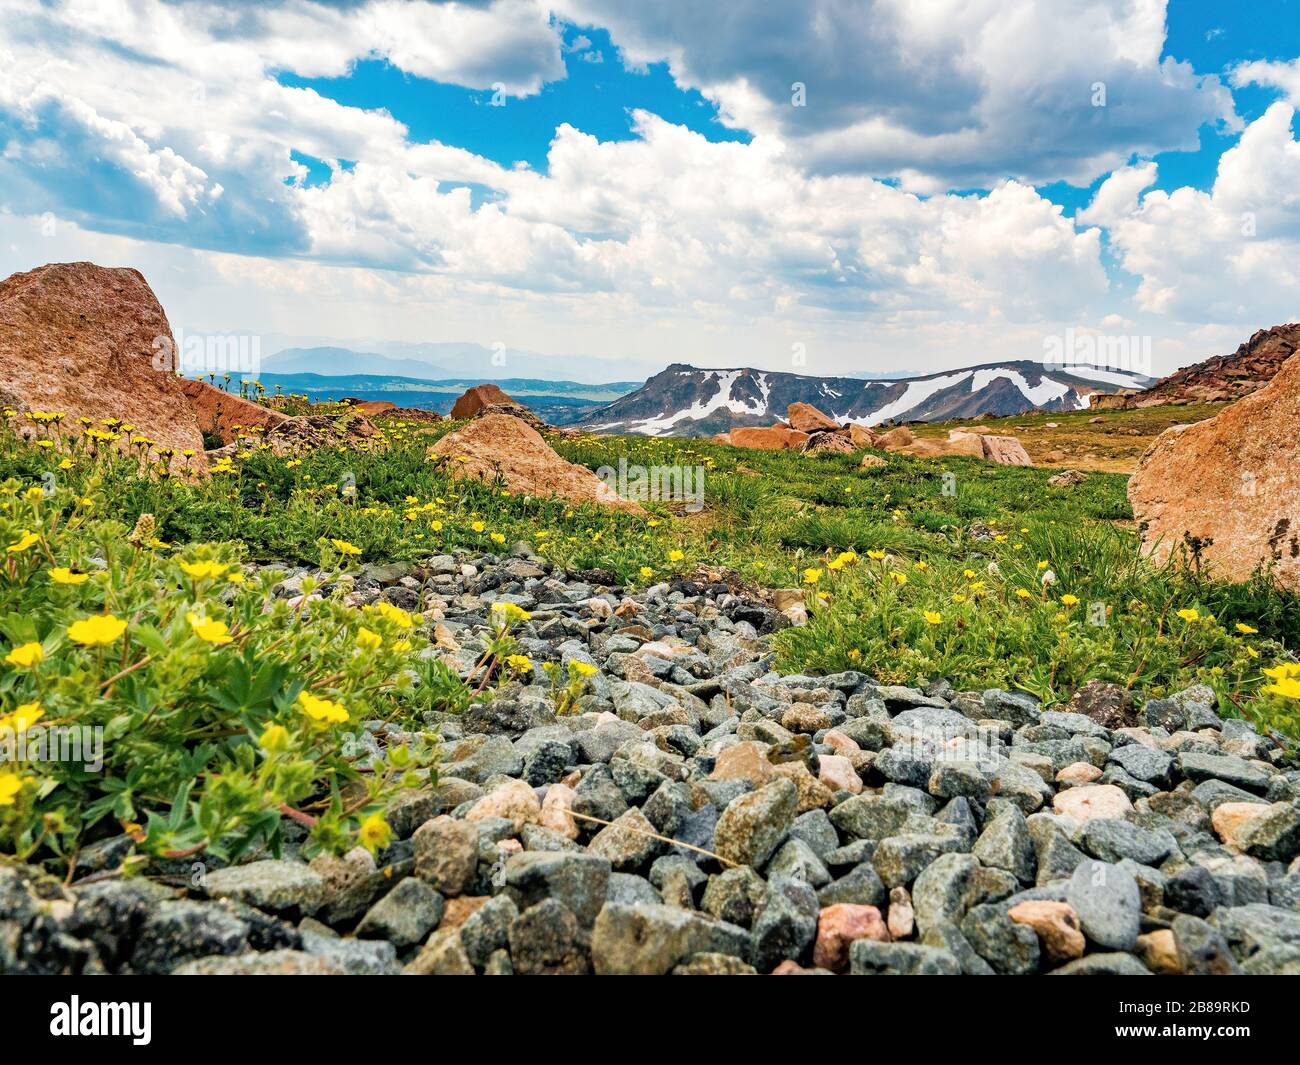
(555, 0, 1237, 189)
(0, 0, 1284, 381)
(1100, 103, 1300, 324)
(1231, 58, 1300, 104)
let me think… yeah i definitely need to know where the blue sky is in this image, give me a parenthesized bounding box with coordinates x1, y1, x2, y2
(2, 1, 1300, 380)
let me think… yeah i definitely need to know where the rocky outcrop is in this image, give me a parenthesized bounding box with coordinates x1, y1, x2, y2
(451, 384, 521, 419)
(180, 379, 289, 444)
(877, 428, 1033, 466)
(343, 398, 398, 417)
(0, 262, 207, 471)
(1096, 323, 1300, 410)
(1129, 346, 1300, 587)
(431, 414, 641, 511)
(205, 410, 379, 461)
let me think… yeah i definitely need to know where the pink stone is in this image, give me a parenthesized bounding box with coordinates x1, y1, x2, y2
(887, 887, 914, 939)
(538, 782, 580, 839)
(1052, 783, 1132, 822)
(823, 729, 861, 754)
(1007, 900, 1085, 962)
(817, 754, 862, 795)
(1055, 761, 1102, 785)
(813, 903, 890, 972)
(1212, 802, 1269, 849)
(466, 778, 541, 833)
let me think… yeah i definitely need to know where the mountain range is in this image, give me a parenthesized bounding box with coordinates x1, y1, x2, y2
(255, 371, 640, 424)
(575, 361, 1156, 437)
(260, 342, 663, 384)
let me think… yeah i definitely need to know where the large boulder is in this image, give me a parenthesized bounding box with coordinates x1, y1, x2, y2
(451, 384, 521, 419)
(431, 414, 642, 511)
(897, 432, 985, 460)
(0, 262, 207, 471)
(179, 379, 288, 444)
(1128, 347, 1300, 586)
(979, 435, 1032, 466)
(848, 424, 878, 448)
(787, 402, 839, 433)
(874, 426, 915, 450)
(729, 426, 810, 450)
(802, 430, 855, 455)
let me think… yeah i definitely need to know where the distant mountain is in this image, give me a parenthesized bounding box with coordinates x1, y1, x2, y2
(256, 372, 639, 424)
(259, 339, 664, 384)
(261, 347, 452, 378)
(577, 361, 1157, 437)
(1093, 323, 1300, 410)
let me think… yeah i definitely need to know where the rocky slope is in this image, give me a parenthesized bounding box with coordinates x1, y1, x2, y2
(578, 362, 1155, 438)
(5, 552, 1299, 976)
(1095, 324, 1300, 410)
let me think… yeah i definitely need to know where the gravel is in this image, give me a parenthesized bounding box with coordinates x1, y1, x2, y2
(5, 550, 1300, 975)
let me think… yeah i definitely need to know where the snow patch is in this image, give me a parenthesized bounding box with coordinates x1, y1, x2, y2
(841, 371, 973, 426)
(1055, 364, 1149, 388)
(970, 368, 1075, 406)
(626, 369, 771, 436)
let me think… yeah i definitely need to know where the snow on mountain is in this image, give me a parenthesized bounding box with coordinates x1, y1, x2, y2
(577, 360, 1157, 437)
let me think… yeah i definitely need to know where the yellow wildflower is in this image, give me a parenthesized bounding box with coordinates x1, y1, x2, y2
(1176, 608, 1200, 622)
(297, 690, 349, 725)
(258, 724, 290, 753)
(0, 773, 26, 806)
(6, 530, 39, 554)
(180, 560, 228, 580)
(187, 612, 233, 645)
(5, 642, 43, 669)
(356, 627, 383, 651)
(358, 813, 392, 853)
(923, 611, 942, 625)
(330, 538, 363, 556)
(49, 567, 89, 585)
(68, 614, 127, 646)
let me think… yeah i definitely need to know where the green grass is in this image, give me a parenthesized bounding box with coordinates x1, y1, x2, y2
(4, 406, 1299, 734)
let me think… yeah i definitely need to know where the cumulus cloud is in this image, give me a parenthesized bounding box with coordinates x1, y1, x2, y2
(555, 0, 1237, 190)
(1099, 103, 1300, 324)
(0, 0, 1280, 378)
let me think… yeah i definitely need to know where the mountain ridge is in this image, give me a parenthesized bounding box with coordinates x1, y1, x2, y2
(577, 360, 1155, 437)
(1092, 323, 1300, 410)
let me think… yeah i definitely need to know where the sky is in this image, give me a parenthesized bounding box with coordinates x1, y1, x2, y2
(2, 0, 1300, 382)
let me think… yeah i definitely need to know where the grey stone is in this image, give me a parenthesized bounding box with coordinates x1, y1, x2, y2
(1066, 859, 1141, 951)
(849, 939, 961, 975)
(413, 817, 479, 897)
(459, 894, 518, 967)
(973, 805, 1035, 883)
(591, 903, 749, 975)
(200, 860, 324, 916)
(712, 778, 797, 868)
(354, 877, 443, 949)
(961, 903, 1040, 975)
(502, 851, 611, 927)
(750, 876, 819, 973)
